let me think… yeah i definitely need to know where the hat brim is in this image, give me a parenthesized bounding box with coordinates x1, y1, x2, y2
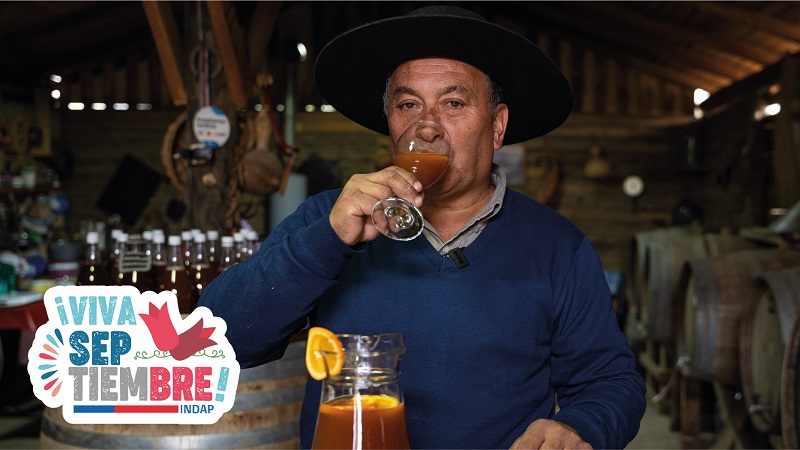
(314, 11, 574, 145)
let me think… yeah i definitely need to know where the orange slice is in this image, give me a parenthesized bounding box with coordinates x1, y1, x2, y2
(305, 327, 344, 380)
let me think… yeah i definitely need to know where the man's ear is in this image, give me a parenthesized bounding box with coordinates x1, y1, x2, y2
(493, 104, 509, 150)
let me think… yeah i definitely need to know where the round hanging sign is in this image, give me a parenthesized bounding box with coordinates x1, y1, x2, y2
(192, 106, 231, 149)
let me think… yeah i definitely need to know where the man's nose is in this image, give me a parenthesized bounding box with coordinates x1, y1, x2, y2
(416, 121, 443, 142)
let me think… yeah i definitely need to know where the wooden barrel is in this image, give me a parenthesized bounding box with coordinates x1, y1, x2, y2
(782, 312, 800, 449)
(632, 227, 692, 304)
(642, 232, 759, 343)
(674, 248, 800, 386)
(739, 267, 800, 434)
(40, 338, 308, 449)
(631, 227, 693, 332)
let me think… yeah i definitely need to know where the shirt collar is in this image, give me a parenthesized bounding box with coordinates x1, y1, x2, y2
(423, 164, 507, 254)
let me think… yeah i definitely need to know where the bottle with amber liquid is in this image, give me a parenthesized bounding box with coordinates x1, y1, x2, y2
(233, 232, 247, 262)
(188, 233, 215, 305)
(118, 234, 153, 292)
(109, 232, 127, 285)
(106, 228, 123, 275)
(181, 230, 194, 271)
(216, 236, 237, 275)
(77, 231, 110, 285)
(158, 235, 194, 314)
(149, 232, 166, 291)
(206, 230, 220, 273)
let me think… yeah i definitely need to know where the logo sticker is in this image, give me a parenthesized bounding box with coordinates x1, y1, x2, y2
(28, 285, 240, 424)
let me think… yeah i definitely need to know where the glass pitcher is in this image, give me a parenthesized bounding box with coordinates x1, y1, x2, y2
(311, 332, 411, 449)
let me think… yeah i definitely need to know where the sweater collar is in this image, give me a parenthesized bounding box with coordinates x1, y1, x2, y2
(424, 164, 507, 254)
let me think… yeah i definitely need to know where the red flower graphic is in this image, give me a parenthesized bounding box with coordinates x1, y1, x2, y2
(139, 302, 217, 361)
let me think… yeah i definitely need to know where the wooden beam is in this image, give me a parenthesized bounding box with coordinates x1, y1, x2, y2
(692, 1, 800, 43)
(544, 24, 728, 92)
(141, 1, 187, 106)
(699, 58, 784, 112)
(582, 2, 775, 67)
(522, 2, 746, 82)
(206, 0, 249, 110)
(247, 1, 281, 80)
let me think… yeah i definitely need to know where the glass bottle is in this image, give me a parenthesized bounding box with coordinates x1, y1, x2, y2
(206, 229, 220, 273)
(181, 230, 194, 271)
(244, 229, 259, 258)
(248, 229, 262, 253)
(159, 235, 194, 315)
(233, 232, 247, 262)
(142, 230, 154, 259)
(118, 234, 153, 292)
(217, 236, 237, 274)
(107, 229, 123, 276)
(77, 231, 110, 286)
(311, 333, 410, 449)
(149, 232, 167, 291)
(109, 232, 127, 285)
(188, 233, 214, 305)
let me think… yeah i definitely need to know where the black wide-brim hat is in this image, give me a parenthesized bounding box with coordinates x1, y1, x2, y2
(314, 6, 574, 145)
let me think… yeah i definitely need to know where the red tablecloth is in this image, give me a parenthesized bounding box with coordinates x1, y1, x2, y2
(0, 297, 47, 331)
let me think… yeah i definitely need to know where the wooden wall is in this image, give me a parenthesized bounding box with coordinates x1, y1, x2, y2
(55, 108, 689, 277)
(59, 110, 185, 235)
(38, 37, 799, 289)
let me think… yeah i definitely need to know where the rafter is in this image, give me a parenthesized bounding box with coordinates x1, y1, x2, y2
(142, 1, 187, 106)
(692, 1, 800, 44)
(544, 25, 727, 93)
(246, 1, 282, 82)
(581, 2, 775, 67)
(207, 0, 249, 109)
(521, 2, 742, 82)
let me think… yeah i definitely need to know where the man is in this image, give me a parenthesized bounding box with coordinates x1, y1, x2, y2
(200, 6, 646, 449)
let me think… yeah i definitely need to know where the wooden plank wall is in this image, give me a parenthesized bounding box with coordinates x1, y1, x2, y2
(59, 110, 184, 235)
(54, 28, 786, 289)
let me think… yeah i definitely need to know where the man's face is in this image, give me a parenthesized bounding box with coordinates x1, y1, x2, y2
(386, 58, 508, 198)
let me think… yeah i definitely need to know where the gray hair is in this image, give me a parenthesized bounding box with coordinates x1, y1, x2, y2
(382, 73, 502, 117)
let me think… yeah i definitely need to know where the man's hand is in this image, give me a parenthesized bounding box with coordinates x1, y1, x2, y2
(329, 166, 423, 246)
(509, 419, 591, 450)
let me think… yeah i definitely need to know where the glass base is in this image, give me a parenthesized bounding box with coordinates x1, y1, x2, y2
(371, 198, 423, 241)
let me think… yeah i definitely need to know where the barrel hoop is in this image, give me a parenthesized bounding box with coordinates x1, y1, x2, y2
(765, 269, 800, 345)
(41, 414, 300, 449)
(692, 259, 717, 376)
(238, 339, 307, 383)
(238, 356, 307, 383)
(232, 385, 306, 411)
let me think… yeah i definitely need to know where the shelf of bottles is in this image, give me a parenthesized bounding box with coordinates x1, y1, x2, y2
(77, 227, 261, 314)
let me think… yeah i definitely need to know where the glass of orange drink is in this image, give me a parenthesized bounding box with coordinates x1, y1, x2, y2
(307, 329, 410, 449)
(371, 120, 451, 241)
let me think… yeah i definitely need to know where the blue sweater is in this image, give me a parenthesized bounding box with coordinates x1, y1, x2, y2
(199, 188, 645, 449)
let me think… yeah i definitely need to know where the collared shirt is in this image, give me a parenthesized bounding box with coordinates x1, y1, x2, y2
(423, 164, 507, 255)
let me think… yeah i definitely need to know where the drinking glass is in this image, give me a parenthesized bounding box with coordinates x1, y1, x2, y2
(371, 120, 451, 240)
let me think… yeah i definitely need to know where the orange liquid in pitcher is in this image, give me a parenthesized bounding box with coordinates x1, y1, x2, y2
(394, 153, 450, 188)
(312, 395, 410, 449)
